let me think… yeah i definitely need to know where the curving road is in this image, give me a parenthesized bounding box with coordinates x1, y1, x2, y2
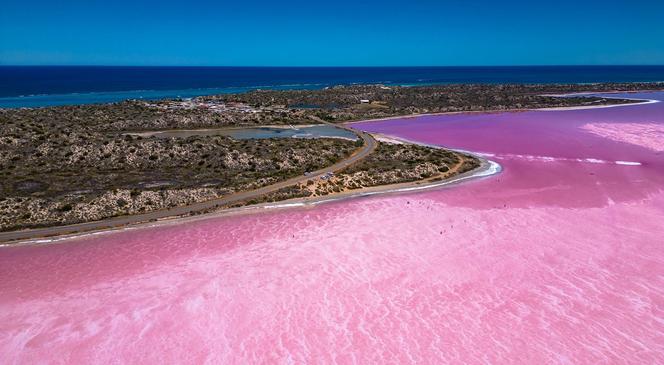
(0, 119, 377, 243)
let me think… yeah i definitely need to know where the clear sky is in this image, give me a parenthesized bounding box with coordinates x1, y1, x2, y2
(1, 0, 663, 66)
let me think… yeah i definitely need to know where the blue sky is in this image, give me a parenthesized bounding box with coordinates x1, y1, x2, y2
(1, 0, 663, 66)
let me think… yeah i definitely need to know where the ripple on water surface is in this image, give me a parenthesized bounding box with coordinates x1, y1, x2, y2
(1, 92, 664, 363)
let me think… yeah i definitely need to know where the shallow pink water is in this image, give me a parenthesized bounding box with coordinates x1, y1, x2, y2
(2, 93, 664, 364)
(581, 122, 664, 152)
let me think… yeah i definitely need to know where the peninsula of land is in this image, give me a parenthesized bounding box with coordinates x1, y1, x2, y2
(1, 82, 662, 240)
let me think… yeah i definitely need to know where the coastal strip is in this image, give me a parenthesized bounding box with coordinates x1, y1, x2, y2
(2, 88, 653, 244)
(1, 149, 498, 247)
(347, 92, 660, 126)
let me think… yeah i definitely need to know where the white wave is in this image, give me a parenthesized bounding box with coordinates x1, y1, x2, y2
(261, 202, 307, 209)
(497, 153, 642, 166)
(615, 161, 642, 166)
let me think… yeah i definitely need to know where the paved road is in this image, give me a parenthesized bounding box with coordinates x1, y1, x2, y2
(0, 120, 377, 243)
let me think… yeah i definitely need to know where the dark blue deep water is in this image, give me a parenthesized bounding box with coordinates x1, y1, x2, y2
(1, 66, 663, 108)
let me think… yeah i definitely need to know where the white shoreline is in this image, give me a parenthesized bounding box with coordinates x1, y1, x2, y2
(349, 91, 661, 125)
(536, 94, 660, 111)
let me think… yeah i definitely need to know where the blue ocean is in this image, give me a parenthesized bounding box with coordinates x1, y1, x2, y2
(1, 66, 663, 108)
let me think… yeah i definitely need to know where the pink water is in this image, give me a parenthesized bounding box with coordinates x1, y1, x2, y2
(2, 93, 664, 364)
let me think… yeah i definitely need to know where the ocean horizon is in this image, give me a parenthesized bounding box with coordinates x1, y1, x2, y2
(2, 65, 664, 108)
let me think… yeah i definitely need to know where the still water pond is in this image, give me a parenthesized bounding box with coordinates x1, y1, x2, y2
(132, 125, 357, 140)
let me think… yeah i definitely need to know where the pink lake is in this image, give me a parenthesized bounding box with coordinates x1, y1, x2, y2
(2, 92, 664, 364)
